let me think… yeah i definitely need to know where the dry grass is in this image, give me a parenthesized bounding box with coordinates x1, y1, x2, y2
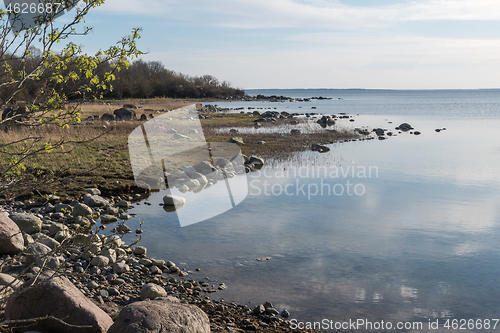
(0, 99, 362, 200)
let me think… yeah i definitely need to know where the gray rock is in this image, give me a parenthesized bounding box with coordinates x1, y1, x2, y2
(90, 255, 109, 267)
(5, 271, 113, 333)
(54, 203, 73, 213)
(107, 296, 210, 333)
(214, 158, 231, 168)
(0, 213, 24, 254)
(193, 160, 215, 175)
(100, 214, 118, 223)
(113, 262, 130, 274)
(140, 283, 167, 300)
(83, 194, 108, 207)
(73, 203, 93, 218)
(9, 212, 42, 234)
(133, 246, 147, 256)
(117, 200, 130, 208)
(24, 242, 52, 265)
(114, 108, 136, 120)
(228, 137, 244, 144)
(101, 248, 117, 264)
(33, 233, 60, 249)
(0, 273, 21, 289)
(49, 222, 68, 234)
(162, 195, 186, 207)
(101, 113, 116, 121)
(88, 280, 99, 289)
(281, 309, 290, 318)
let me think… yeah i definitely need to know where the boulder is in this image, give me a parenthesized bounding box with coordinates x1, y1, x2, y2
(24, 242, 52, 265)
(228, 137, 244, 144)
(101, 113, 116, 121)
(140, 114, 148, 121)
(0, 213, 24, 254)
(83, 194, 108, 207)
(73, 203, 93, 218)
(193, 160, 215, 175)
(399, 123, 412, 131)
(5, 271, 113, 333)
(33, 233, 60, 249)
(311, 143, 330, 153)
(290, 129, 301, 134)
(163, 195, 186, 207)
(114, 108, 136, 120)
(107, 296, 210, 333)
(90, 255, 109, 267)
(9, 212, 42, 234)
(140, 283, 167, 300)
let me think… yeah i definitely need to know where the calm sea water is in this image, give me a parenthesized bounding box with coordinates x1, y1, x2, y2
(123, 90, 500, 332)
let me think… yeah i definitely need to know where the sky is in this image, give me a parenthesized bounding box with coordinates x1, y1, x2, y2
(57, 0, 500, 89)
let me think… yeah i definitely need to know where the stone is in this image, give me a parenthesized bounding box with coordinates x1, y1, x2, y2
(0, 273, 21, 289)
(90, 255, 109, 267)
(49, 222, 69, 234)
(9, 212, 42, 234)
(228, 137, 244, 144)
(113, 262, 130, 274)
(33, 233, 60, 249)
(114, 108, 136, 120)
(290, 129, 301, 134)
(83, 194, 108, 207)
(73, 203, 93, 218)
(100, 214, 118, 223)
(133, 246, 147, 256)
(108, 297, 210, 333)
(54, 203, 73, 213)
(5, 271, 113, 333)
(117, 200, 130, 208)
(101, 248, 117, 264)
(101, 113, 116, 121)
(193, 160, 215, 175)
(0, 213, 24, 254)
(162, 195, 186, 207)
(399, 123, 412, 131)
(281, 309, 290, 318)
(140, 283, 167, 300)
(24, 242, 52, 265)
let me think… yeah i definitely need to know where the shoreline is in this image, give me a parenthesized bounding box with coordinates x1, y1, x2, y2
(0, 189, 324, 332)
(0, 98, 401, 332)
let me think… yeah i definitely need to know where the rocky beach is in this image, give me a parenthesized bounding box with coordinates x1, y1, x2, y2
(0, 188, 324, 332)
(0, 98, 431, 332)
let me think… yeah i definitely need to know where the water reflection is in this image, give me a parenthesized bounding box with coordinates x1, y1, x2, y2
(118, 117, 500, 330)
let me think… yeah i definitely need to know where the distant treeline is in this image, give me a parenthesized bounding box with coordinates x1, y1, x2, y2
(103, 60, 245, 99)
(0, 50, 245, 104)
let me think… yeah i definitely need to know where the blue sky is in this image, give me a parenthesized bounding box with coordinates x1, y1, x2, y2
(62, 0, 500, 89)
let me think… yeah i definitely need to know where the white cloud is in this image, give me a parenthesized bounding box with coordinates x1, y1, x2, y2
(98, 0, 500, 30)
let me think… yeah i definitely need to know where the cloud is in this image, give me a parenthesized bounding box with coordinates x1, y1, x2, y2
(98, 0, 500, 30)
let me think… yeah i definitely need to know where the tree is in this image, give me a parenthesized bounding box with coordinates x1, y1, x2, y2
(0, 0, 143, 191)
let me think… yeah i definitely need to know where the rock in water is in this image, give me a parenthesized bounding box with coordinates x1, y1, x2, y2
(163, 195, 186, 208)
(5, 271, 113, 333)
(107, 296, 210, 333)
(0, 213, 24, 254)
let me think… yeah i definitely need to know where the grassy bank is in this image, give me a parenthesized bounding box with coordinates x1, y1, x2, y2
(0, 99, 360, 200)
